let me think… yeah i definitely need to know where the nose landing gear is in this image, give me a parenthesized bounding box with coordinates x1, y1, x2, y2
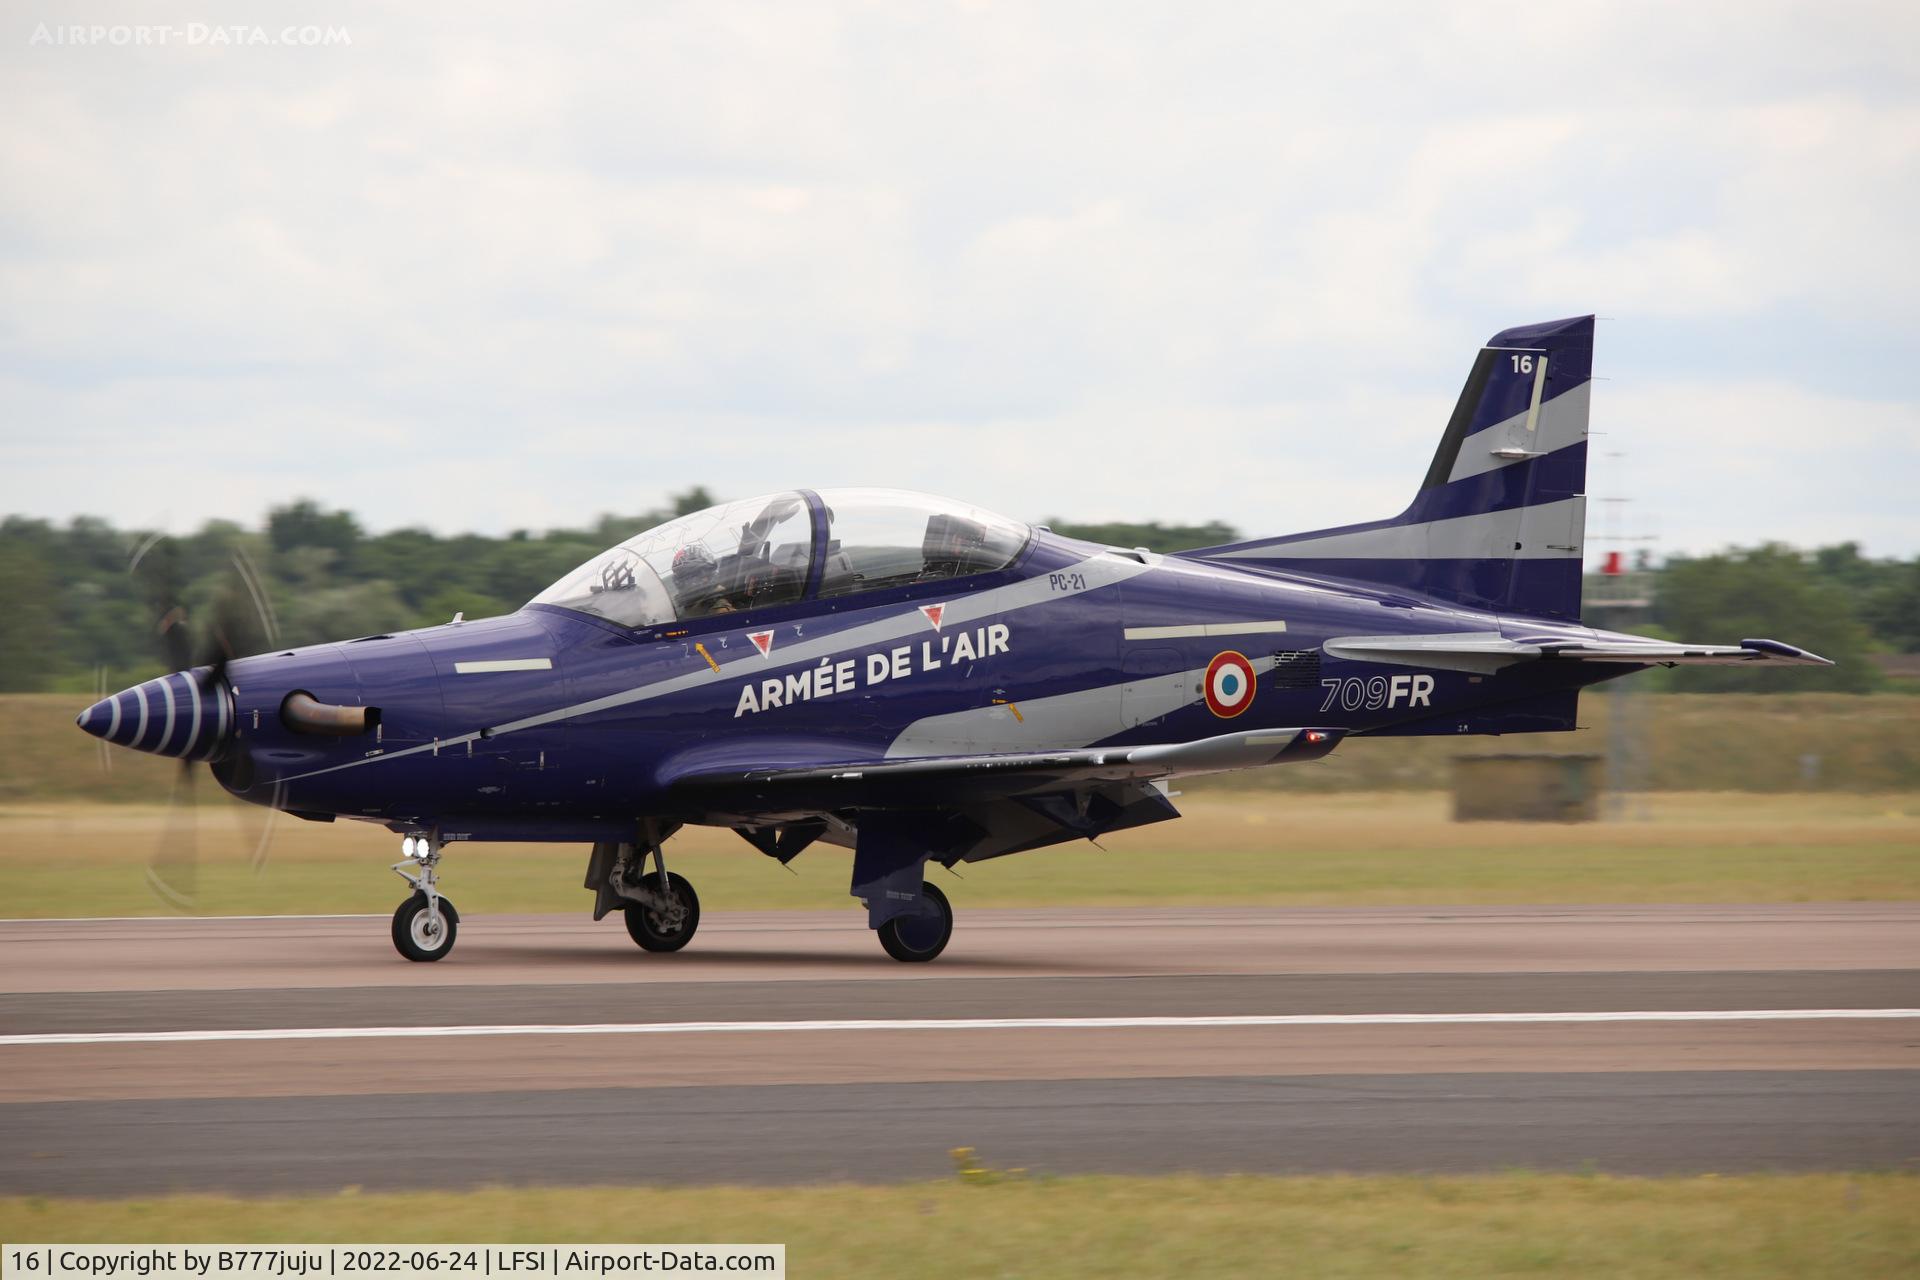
(391, 833, 458, 962)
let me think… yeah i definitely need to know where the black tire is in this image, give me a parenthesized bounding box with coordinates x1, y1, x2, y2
(622, 872, 701, 952)
(391, 891, 459, 962)
(877, 881, 952, 963)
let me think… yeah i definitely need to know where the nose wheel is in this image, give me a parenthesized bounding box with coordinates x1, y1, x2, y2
(392, 890, 459, 961)
(391, 833, 458, 962)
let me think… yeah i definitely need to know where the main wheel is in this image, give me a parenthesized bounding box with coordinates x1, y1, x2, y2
(877, 881, 952, 963)
(391, 891, 459, 962)
(623, 872, 701, 952)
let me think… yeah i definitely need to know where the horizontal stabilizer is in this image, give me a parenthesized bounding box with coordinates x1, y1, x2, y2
(1324, 632, 1832, 675)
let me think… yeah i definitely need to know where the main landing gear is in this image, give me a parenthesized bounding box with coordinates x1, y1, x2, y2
(391, 833, 458, 962)
(388, 821, 957, 964)
(589, 821, 703, 954)
(850, 814, 958, 963)
(876, 880, 953, 962)
(618, 867, 701, 953)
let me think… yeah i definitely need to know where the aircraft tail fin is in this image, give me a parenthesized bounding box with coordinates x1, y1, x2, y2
(1186, 315, 1595, 621)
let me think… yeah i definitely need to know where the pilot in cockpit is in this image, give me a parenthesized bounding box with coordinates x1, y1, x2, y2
(669, 543, 735, 614)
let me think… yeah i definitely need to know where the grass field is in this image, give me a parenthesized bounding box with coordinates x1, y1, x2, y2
(3, 1174, 1916, 1278)
(2, 790, 1915, 917)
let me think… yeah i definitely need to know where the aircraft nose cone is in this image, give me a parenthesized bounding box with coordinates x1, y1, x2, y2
(75, 697, 116, 739)
(73, 669, 233, 761)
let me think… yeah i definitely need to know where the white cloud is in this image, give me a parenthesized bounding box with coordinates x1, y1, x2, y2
(0, 1, 1916, 559)
(1587, 379, 1920, 557)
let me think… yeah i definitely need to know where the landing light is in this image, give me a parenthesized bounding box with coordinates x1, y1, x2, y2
(402, 836, 418, 857)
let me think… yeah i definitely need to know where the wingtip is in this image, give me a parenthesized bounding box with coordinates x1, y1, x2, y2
(1741, 638, 1834, 666)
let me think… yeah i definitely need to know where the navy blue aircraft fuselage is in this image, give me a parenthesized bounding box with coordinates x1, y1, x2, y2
(78, 316, 1828, 962)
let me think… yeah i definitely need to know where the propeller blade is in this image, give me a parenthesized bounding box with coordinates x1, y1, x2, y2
(232, 547, 280, 648)
(128, 531, 286, 906)
(92, 664, 114, 778)
(145, 758, 199, 912)
(247, 778, 286, 875)
(128, 533, 195, 674)
(196, 548, 280, 688)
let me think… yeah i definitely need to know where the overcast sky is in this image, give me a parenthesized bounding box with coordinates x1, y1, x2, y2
(3, 2, 1916, 563)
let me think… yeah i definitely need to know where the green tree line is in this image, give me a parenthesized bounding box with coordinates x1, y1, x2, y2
(1, 494, 1913, 694)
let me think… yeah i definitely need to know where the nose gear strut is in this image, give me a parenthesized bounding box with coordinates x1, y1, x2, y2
(391, 832, 459, 961)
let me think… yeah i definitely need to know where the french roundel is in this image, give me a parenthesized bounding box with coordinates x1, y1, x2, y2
(1204, 650, 1257, 719)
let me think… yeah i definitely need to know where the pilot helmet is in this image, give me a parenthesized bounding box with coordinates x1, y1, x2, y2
(671, 542, 718, 585)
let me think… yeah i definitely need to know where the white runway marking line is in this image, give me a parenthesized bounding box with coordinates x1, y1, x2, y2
(4, 1009, 1917, 1047)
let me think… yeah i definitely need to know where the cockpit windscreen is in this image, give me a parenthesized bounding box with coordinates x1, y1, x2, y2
(531, 492, 813, 627)
(531, 488, 1030, 627)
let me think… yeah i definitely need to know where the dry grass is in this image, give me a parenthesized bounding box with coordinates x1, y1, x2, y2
(2, 1174, 1917, 1278)
(1, 791, 1915, 918)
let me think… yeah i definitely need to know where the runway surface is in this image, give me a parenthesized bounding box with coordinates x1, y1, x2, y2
(2, 905, 1916, 1194)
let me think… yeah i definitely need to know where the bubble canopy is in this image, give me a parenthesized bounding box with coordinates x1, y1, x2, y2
(530, 489, 1031, 628)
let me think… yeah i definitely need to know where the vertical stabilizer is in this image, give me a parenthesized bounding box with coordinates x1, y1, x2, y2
(1185, 315, 1594, 620)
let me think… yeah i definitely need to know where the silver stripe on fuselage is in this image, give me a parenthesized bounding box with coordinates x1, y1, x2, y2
(105, 692, 122, 742)
(272, 551, 1156, 783)
(888, 655, 1279, 758)
(1123, 621, 1288, 641)
(454, 659, 553, 674)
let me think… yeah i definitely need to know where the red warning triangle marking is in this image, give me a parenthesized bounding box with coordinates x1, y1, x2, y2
(748, 630, 775, 657)
(918, 603, 946, 631)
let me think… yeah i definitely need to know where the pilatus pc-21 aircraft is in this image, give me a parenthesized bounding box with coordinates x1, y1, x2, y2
(79, 316, 1827, 963)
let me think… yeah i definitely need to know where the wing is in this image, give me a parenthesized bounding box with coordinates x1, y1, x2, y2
(1324, 632, 1832, 675)
(667, 726, 1346, 814)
